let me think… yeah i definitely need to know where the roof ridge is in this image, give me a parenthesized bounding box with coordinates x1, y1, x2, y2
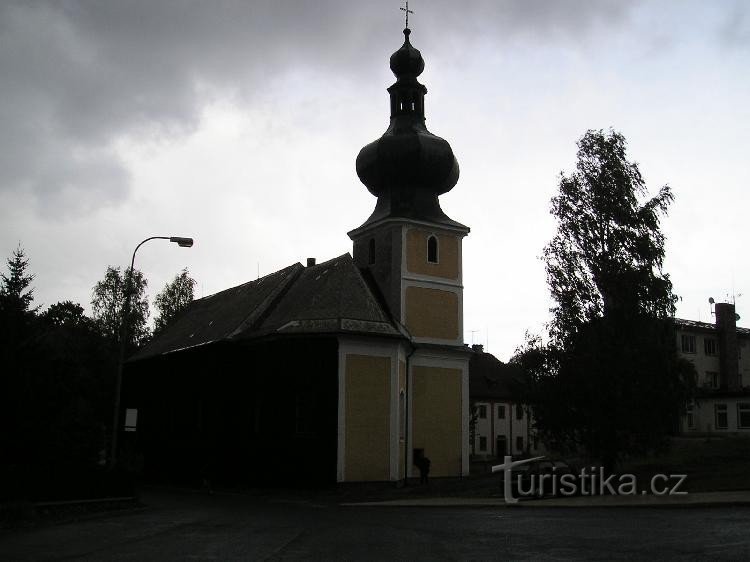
(229, 262, 305, 337)
(675, 317, 750, 333)
(310, 253, 349, 269)
(194, 262, 302, 303)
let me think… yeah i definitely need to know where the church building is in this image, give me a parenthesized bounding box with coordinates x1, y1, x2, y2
(124, 26, 472, 485)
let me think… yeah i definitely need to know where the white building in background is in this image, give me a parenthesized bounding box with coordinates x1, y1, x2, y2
(468, 301, 750, 468)
(677, 302, 750, 435)
(469, 345, 543, 459)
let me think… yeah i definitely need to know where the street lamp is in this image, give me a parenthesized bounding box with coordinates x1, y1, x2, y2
(110, 235, 194, 468)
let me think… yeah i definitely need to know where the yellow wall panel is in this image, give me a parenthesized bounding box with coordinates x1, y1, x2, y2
(412, 366, 462, 478)
(405, 286, 459, 340)
(345, 354, 390, 481)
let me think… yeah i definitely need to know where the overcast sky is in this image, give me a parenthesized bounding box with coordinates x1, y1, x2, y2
(1, 1, 748, 360)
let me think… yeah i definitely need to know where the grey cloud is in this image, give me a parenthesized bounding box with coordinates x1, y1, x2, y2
(719, 2, 750, 47)
(0, 0, 634, 218)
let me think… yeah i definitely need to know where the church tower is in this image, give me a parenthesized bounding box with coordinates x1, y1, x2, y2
(349, 27, 469, 346)
(340, 25, 470, 482)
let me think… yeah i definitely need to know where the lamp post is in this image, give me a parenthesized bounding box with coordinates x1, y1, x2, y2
(110, 236, 194, 469)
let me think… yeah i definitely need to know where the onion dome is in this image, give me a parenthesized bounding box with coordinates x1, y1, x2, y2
(389, 28, 425, 77)
(355, 29, 461, 228)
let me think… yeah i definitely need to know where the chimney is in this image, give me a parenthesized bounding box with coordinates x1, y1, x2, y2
(715, 302, 740, 391)
(306, 258, 316, 267)
(471, 344, 484, 353)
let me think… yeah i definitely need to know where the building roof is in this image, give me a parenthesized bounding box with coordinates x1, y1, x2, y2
(469, 348, 525, 401)
(254, 254, 399, 337)
(675, 318, 750, 336)
(130, 254, 402, 362)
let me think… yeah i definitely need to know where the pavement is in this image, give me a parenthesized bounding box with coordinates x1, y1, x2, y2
(344, 489, 750, 508)
(3, 488, 750, 560)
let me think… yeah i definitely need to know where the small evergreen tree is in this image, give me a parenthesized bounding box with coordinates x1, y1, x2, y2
(0, 244, 36, 314)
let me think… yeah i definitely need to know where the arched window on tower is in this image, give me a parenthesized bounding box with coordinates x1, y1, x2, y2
(427, 235, 438, 264)
(368, 238, 376, 265)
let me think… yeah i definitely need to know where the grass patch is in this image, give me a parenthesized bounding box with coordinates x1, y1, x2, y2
(620, 436, 750, 492)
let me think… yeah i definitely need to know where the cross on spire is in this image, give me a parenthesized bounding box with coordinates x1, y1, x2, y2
(400, 1, 414, 29)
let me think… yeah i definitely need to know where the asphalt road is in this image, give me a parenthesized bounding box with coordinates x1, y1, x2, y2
(2, 489, 750, 560)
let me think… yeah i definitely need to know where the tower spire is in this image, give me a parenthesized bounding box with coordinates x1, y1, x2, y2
(354, 27, 463, 230)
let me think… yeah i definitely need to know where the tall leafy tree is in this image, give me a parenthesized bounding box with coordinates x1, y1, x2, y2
(516, 130, 695, 469)
(42, 300, 88, 327)
(544, 130, 676, 345)
(153, 268, 196, 335)
(91, 266, 150, 348)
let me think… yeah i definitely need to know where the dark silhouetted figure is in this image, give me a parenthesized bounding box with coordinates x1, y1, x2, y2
(415, 454, 431, 485)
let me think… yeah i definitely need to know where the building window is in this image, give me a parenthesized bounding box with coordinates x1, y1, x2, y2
(479, 436, 487, 452)
(686, 404, 695, 430)
(515, 404, 523, 420)
(706, 371, 719, 389)
(478, 404, 487, 419)
(704, 338, 718, 356)
(681, 334, 696, 354)
(497, 435, 507, 457)
(516, 436, 524, 452)
(427, 235, 438, 263)
(124, 408, 138, 432)
(715, 404, 728, 430)
(368, 238, 376, 265)
(738, 403, 750, 429)
(498, 404, 506, 420)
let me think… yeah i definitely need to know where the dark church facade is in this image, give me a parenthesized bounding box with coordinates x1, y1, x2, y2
(123, 26, 472, 486)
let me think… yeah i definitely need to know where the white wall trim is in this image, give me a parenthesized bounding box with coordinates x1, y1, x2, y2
(348, 217, 470, 240)
(457, 229, 464, 285)
(400, 226, 407, 325)
(462, 361, 470, 475)
(403, 279, 463, 295)
(411, 352, 469, 370)
(407, 361, 414, 478)
(402, 273, 463, 288)
(389, 345, 400, 480)
(339, 337, 400, 357)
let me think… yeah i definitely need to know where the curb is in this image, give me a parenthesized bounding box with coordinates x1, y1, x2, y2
(342, 493, 750, 509)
